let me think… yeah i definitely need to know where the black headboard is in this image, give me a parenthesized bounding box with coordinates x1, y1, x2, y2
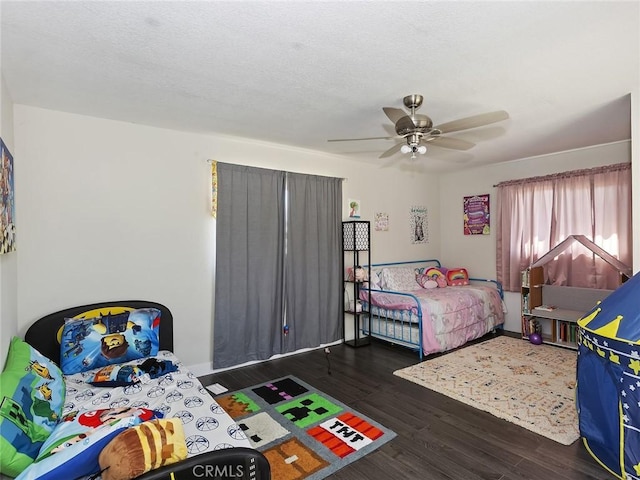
(24, 300, 174, 366)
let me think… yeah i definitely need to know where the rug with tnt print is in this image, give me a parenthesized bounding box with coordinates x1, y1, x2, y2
(214, 376, 396, 480)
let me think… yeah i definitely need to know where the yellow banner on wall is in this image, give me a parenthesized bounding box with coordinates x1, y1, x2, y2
(211, 160, 217, 218)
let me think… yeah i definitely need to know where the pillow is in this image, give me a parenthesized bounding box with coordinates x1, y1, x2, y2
(421, 278, 438, 289)
(99, 418, 187, 480)
(60, 308, 161, 375)
(0, 337, 65, 477)
(367, 270, 382, 290)
(446, 268, 470, 286)
(34, 407, 163, 461)
(87, 358, 178, 387)
(379, 267, 422, 291)
(15, 414, 143, 480)
(87, 364, 146, 388)
(417, 267, 448, 289)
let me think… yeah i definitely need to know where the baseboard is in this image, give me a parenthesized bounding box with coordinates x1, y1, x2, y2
(189, 340, 343, 378)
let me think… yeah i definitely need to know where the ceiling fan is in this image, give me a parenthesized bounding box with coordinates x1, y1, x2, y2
(328, 94, 509, 159)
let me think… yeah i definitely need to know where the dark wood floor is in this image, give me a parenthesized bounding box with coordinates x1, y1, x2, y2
(199, 334, 609, 480)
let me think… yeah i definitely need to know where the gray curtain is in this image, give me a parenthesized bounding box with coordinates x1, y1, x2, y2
(213, 163, 285, 369)
(213, 164, 342, 368)
(283, 172, 342, 353)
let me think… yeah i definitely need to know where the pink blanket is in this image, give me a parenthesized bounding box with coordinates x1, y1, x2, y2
(362, 285, 505, 355)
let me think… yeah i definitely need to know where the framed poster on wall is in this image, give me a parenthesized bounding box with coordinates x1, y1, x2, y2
(410, 206, 428, 244)
(1, 137, 16, 254)
(463, 194, 490, 235)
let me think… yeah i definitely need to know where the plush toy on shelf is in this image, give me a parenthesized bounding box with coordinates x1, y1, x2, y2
(354, 266, 368, 282)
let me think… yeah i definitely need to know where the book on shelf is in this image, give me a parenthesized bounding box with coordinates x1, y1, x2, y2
(536, 305, 557, 311)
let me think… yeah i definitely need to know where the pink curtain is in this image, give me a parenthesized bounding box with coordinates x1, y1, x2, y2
(496, 163, 631, 291)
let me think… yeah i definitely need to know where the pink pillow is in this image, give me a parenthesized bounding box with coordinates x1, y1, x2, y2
(417, 267, 448, 289)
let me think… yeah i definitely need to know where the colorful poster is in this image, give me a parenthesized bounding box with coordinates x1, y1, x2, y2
(463, 194, 490, 235)
(409, 206, 428, 244)
(1, 138, 16, 254)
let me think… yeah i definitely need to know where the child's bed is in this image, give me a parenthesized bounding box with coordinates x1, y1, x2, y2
(2, 300, 270, 480)
(359, 260, 505, 360)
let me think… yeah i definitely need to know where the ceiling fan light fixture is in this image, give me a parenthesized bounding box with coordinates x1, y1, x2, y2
(327, 94, 508, 161)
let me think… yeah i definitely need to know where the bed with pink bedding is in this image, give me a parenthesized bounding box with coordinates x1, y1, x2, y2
(358, 260, 505, 359)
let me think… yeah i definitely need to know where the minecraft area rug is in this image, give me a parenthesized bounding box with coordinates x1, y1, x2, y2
(214, 376, 396, 480)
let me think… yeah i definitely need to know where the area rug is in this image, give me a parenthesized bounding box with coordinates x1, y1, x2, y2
(393, 336, 579, 445)
(214, 376, 396, 480)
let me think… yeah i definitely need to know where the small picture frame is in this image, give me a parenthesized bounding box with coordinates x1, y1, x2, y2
(409, 206, 428, 244)
(348, 199, 361, 218)
(375, 212, 389, 231)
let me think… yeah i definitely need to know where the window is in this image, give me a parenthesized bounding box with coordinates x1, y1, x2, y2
(496, 163, 631, 291)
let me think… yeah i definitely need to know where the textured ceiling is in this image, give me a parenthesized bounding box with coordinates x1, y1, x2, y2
(1, 1, 638, 172)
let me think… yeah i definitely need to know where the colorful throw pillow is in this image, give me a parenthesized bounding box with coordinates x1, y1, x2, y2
(446, 268, 470, 286)
(417, 267, 448, 289)
(99, 419, 188, 480)
(14, 413, 144, 480)
(0, 337, 65, 477)
(60, 308, 161, 375)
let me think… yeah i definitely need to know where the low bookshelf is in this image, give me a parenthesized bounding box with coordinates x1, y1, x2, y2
(521, 267, 613, 349)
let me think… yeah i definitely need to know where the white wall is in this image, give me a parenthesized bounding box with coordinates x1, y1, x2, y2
(632, 89, 639, 273)
(439, 141, 632, 333)
(11, 105, 439, 372)
(0, 73, 17, 370)
(6, 103, 636, 371)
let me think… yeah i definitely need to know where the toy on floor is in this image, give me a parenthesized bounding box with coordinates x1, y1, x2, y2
(577, 272, 640, 479)
(528, 333, 542, 345)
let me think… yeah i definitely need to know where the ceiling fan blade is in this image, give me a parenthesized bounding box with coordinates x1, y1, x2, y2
(379, 142, 403, 158)
(328, 136, 395, 142)
(426, 136, 475, 151)
(382, 107, 408, 124)
(434, 110, 509, 134)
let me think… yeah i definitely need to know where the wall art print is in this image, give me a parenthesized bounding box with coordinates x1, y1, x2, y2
(463, 194, 490, 235)
(409, 206, 428, 244)
(1, 138, 16, 254)
(348, 199, 361, 218)
(374, 212, 389, 231)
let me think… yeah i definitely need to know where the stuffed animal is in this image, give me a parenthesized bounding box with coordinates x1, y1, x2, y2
(98, 418, 187, 480)
(354, 266, 368, 282)
(417, 267, 448, 289)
